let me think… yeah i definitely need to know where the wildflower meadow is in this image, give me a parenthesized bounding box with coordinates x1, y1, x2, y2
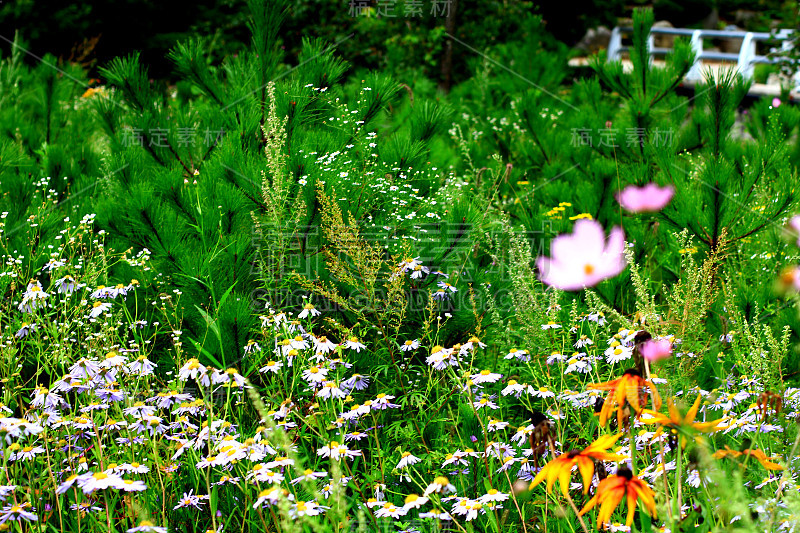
(3, 1, 800, 532)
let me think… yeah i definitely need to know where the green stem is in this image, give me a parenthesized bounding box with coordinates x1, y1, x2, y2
(629, 423, 637, 476)
(674, 443, 683, 520)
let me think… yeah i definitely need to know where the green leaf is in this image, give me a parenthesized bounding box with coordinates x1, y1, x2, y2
(210, 486, 218, 516)
(195, 305, 221, 340)
(187, 335, 223, 368)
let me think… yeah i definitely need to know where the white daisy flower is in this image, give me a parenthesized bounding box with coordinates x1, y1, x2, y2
(53, 275, 78, 294)
(259, 360, 282, 374)
(342, 373, 370, 391)
(316, 381, 346, 400)
(396, 452, 421, 469)
(302, 365, 329, 384)
(400, 339, 420, 352)
(471, 370, 502, 384)
(500, 381, 528, 398)
(88, 301, 112, 318)
(313, 336, 337, 354)
(344, 337, 366, 352)
(402, 493, 429, 510)
(291, 469, 327, 485)
(574, 335, 593, 348)
(298, 303, 321, 319)
(504, 348, 530, 362)
(289, 501, 327, 518)
(19, 281, 49, 313)
(478, 489, 509, 504)
(531, 386, 556, 398)
(79, 472, 125, 494)
(375, 502, 407, 518)
(487, 418, 510, 431)
(605, 343, 633, 364)
(126, 520, 167, 533)
(423, 476, 456, 496)
(473, 396, 499, 410)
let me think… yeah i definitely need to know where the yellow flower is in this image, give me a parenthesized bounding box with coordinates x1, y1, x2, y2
(713, 446, 783, 470)
(529, 434, 626, 495)
(640, 395, 726, 448)
(579, 468, 657, 529)
(589, 369, 662, 427)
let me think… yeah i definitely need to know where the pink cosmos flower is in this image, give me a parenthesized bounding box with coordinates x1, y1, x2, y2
(779, 266, 800, 292)
(638, 339, 673, 362)
(536, 219, 627, 291)
(788, 216, 800, 247)
(616, 183, 675, 213)
(773, 97, 781, 108)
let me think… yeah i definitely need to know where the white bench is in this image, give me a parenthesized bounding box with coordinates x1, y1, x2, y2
(605, 26, 799, 92)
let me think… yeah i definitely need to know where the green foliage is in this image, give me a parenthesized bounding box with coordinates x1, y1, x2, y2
(5, 4, 800, 533)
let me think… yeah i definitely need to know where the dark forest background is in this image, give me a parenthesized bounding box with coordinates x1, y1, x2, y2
(1, 0, 797, 87)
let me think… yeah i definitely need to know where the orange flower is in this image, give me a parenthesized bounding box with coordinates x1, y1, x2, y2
(579, 468, 657, 529)
(529, 434, 626, 496)
(640, 395, 726, 448)
(589, 369, 661, 427)
(713, 445, 784, 470)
